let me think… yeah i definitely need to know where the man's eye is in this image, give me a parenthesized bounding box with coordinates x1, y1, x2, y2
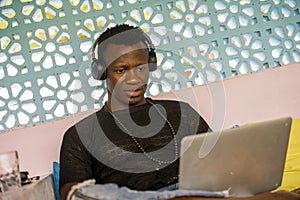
(115, 68, 125, 73)
(136, 65, 146, 71)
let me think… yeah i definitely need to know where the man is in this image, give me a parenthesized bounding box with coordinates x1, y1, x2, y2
(59, 24, 210, 200)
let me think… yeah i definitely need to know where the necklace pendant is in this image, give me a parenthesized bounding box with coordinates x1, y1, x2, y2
(155, 162, 161, 171)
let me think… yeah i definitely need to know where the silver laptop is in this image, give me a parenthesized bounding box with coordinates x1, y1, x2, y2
(179, 117, 292, 197)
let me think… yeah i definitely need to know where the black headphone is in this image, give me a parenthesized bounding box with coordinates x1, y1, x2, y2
(91, 30, 157, 80)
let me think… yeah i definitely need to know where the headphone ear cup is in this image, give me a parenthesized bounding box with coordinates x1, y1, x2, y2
(148, 49, 157, 72)
(91, 59, 107, 80)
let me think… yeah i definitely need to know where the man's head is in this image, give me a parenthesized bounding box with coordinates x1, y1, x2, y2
(91, 24, 157, 80)
(91, 24, 157, 110)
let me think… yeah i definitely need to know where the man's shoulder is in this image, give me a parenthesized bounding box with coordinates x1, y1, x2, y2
(63, 109, 104, 138)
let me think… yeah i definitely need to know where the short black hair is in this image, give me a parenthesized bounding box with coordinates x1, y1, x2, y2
(93, 24, 149, 62)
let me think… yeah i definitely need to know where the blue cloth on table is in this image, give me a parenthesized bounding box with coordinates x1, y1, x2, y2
(73, 183, 228, 200)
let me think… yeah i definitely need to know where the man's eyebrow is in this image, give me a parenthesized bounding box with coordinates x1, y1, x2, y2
(111, 62, 128, 68)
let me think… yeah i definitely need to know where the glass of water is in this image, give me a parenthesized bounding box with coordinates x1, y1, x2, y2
(0, 151, 21, 192)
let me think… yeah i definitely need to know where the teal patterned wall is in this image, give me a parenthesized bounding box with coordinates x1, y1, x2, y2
(0, 0, 299, 132)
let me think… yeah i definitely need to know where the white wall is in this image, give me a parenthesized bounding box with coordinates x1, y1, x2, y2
(0, 62, 299, 176)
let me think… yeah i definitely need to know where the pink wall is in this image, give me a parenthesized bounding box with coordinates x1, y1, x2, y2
(0, 62, 299, 176)
(154, 63, 300, 130)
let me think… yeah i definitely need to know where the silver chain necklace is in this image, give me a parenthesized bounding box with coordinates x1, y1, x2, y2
(105, 99, 178, 171)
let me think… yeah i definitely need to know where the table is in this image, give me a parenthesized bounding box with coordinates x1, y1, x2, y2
(172, 190, 300, 200)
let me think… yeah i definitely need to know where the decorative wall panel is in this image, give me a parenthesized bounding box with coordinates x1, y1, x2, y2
(0, 0, 299, 132)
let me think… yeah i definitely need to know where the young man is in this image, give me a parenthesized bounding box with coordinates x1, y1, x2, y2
(59, 24, 210, 200)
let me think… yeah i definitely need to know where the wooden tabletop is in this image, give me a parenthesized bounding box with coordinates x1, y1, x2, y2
(172, 190, 300, 200)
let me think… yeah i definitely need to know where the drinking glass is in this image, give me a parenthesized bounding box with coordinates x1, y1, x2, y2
(0, 151, 21, 192)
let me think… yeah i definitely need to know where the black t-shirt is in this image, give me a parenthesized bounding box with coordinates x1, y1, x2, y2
(59, 98, 210, 191)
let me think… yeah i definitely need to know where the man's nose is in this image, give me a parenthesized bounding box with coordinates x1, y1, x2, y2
(125, 69, 140, 84)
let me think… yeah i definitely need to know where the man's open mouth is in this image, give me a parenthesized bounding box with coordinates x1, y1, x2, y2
(125, 85, 146, 97)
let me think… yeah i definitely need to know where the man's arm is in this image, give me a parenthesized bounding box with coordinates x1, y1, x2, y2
(60, 182, 79, 200)
(59, 126, 93, 200)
